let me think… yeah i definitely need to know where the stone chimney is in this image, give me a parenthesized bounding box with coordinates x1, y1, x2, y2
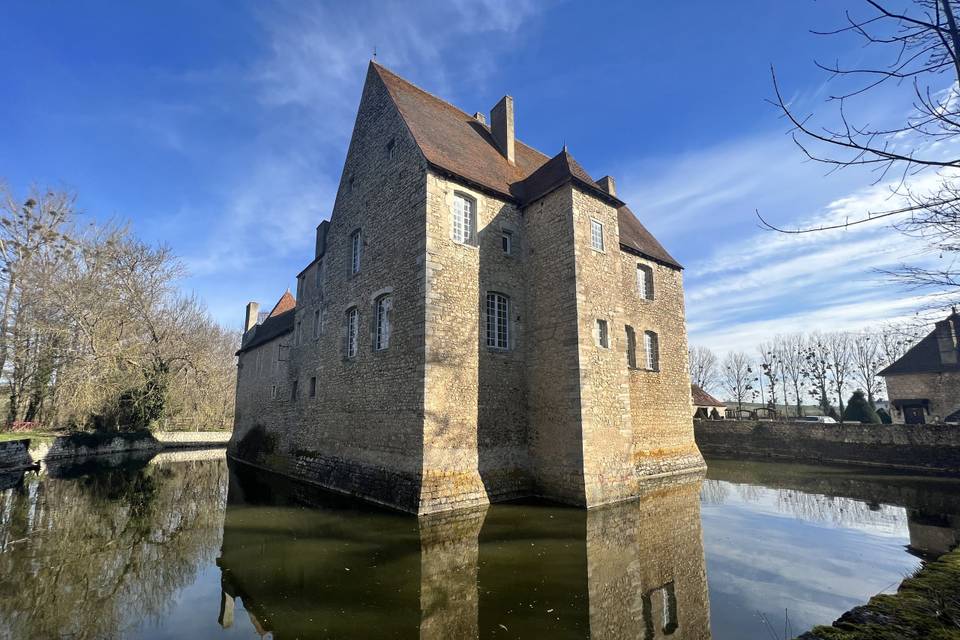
(315, 220, 329, 259)
(935, 315, 959, 365)
(244, 302, 260, 332)
(596, 176, 616, 197)
(490, 95, 515, 165)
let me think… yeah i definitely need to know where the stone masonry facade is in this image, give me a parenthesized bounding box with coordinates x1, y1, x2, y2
(230, 62, 704, 515)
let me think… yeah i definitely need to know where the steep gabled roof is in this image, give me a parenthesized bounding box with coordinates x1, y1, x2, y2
(691, 384, 725, 407)
(269, 291, 296, 317)
(237, 292, 297, 355)
(370, 62, 681, 269)
(880, 310, 960, 376)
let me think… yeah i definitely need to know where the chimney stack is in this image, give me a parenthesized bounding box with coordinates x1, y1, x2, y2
(490, 95, 515, 165)
(315, 220, 329, 259)
(244, 302, 260, 332)
(596, 176, 616, 197)
(935, 316, 959, 365)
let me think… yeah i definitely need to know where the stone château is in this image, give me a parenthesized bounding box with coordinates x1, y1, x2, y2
(229, 61, 705, 515)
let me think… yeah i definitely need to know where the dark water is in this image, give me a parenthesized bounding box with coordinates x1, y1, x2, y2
(1, 451, 958, 639)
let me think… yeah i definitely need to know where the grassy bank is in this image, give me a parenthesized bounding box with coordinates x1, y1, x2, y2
(0, 431, 59, 444)
(800, 548, 960, 639)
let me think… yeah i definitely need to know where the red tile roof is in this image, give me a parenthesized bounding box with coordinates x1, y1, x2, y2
(691, 384, 725, 407)
(371, 62, 681, 269)
(269, 291, 296, 317)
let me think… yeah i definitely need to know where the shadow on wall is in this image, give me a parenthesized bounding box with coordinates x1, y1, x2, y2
(215, 461, 712, 639)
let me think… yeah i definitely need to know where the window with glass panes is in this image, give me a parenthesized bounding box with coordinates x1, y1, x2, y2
(485, 293, 509, 349)
(452, 194, 475, 245)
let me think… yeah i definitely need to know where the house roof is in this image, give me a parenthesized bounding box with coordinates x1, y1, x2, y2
(269, 291, 296, 317)
(691, 384, 725, 407)
(879, 310, 960, 376)
(237, 292, 297, 354)
(371, 62, 681, 270)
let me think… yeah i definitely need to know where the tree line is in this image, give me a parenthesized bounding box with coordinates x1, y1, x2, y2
(0, 182, 238, 432)
(689, 323, 922, 421)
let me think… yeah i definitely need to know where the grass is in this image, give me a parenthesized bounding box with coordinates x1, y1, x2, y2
(0, 431, 59, 444)
(803, 548, 960, 639)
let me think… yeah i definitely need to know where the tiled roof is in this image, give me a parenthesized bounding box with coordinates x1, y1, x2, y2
(371, 62, 681, 270)
(880, 311, 960, 376)
(269, 291, 296, 317)
(691, 384, 725, 407)
(237, 308, 294, 354)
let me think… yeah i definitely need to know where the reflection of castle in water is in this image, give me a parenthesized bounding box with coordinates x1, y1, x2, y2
(216, 460, 711, 639)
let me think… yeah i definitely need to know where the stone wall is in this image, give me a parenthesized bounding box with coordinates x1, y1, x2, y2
(886, 371, 960, 423)
(695, 420, 960, 472)
(0, 439, 32, 470)
(230, 63, 429, 513)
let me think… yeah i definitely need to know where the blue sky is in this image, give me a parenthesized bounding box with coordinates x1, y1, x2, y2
(1, 1, 953, 354)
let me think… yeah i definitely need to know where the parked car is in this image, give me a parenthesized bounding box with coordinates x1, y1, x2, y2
(798, 416, 837, 424)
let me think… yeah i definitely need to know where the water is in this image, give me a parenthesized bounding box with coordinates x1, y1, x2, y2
(1, 450, 958, 639)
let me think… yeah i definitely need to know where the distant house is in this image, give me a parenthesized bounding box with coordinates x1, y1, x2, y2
(880, 309, 960, 424)
(691, 384, 725, 420)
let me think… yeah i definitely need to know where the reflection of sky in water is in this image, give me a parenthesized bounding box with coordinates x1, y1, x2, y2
(701, 479, 921, 640)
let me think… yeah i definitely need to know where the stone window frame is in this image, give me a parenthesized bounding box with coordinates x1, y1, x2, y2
(387, 138, 396, 160)
(595, 318, 610, 349)
(350, 229, 362, 275)
(590, 218, 605, 252)
(451, 191, 478, 247)
(644, 330, 660, 372)
(344, 306, 360, 359)
(309, 376, 317, 398)
(501, 228, 514, 256)
(290, 379, 299, 401)
(636, 263, 655, 301)
(312, 308, 321, 339)
(625, 324, 638, 368)
(270, 384, 277, 400)
(485, 291, 511, 351)
(373, 292, 394, 352)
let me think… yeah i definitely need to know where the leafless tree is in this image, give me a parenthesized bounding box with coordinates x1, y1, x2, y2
(805, 333, 835, 416)
(777, 333, 809, 417)
(765, 0, 960, 306)
(689, 345, 720, 393)
(851, 331, 885, 405)
(826, 331, 854, 419)
(721, 351, 757, 413)
(757, 341, 781, 411)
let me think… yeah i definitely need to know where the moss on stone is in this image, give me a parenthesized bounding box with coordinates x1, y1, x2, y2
(801, 548, 960, 640)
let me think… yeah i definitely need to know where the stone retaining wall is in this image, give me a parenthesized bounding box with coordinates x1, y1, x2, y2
(0, 439, 33, 470)
(153, 431, 232, 447)
(695, 420, 960, 473)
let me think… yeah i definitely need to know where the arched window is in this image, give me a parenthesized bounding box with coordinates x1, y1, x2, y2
(644, 331, 660, 371)
(375, 295, 393, 351)
(452, 193, 477, 245)
(485, 292, 510, 350)
(637, 264, 654, 300)
(345, 307, 359, 358)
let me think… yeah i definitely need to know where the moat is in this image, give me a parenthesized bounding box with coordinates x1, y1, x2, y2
(1, 451, 958, 639)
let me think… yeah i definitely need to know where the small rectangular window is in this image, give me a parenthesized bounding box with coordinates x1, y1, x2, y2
(485, 293, 510, 350)
(637, 264, 654, 300)
(290, 379, 298, 400)
(296, 320, 303, 345)
(452, 193, 476, 245)
(271, 384, 277, 399)
(644, 331, 660, 371)
(590, 219, 604, 251)
(346, 307, 359, 358)
(375, 296, 392, 351)
(313, 309, 321, 338)
(501, 230, 513, 255)
(351, 230, 362, 274)
(315, 260, 323, 289)
(309, 376, 317, 398)
(626, 325, 637, 368)
(596, 319, 609, 348)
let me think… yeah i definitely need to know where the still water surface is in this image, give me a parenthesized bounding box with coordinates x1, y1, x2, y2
(1, 450, 958, 639)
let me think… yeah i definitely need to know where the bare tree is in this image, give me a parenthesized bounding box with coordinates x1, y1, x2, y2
(689, 345, 720, 393)
(721, 351, 757, 413)
(826, 332, 854, 419)
(805, 333, 835, 416)
(777, 333, 808, 417)
(765, 0, 960, 305)
(757, 341, 781, 412)
(851, 331, 885, 405)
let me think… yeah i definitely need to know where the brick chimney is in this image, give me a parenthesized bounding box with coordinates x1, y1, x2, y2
(935, 314, 959, 365)
(596, 176, 616, 197)
(490, 95, 515, 165)
(244, 302, 260, 332)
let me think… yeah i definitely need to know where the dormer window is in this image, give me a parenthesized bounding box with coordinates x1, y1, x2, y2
(452, 193, 477, 245)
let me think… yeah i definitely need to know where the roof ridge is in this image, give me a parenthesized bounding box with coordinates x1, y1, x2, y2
(370, 61, 549, 162)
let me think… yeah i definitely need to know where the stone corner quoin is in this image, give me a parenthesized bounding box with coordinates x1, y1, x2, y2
(228, 61, 704, 515)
